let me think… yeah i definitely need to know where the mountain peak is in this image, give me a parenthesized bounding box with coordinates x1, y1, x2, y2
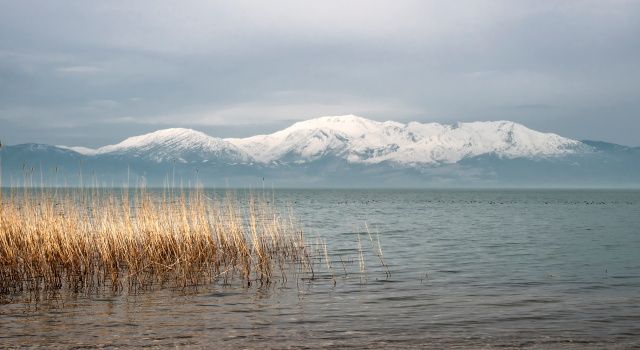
(108, 128, 208, 147)
(4, 116, 636, 187)
(58, 115, 586, 165)
(286, 114, 405, 139)
(226, 116, 584, 164)
(298, 114, 371, 124)
(63, 127, 253, 163)
(290, 114, 376, 129)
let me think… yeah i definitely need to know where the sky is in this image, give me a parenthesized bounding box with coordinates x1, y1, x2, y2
(1, 0, 639, 147)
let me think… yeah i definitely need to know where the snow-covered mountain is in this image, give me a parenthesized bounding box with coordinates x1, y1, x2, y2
(58, 115, 587, 166)
(226, 115, 586, 165)
(5, 115, 638, 188)
(61, 128, 253, 164)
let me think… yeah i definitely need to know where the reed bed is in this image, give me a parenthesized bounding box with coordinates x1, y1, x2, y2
(0, 187, 312, 299)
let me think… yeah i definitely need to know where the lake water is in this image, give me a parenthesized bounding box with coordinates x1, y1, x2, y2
(1, 189, 639, 349)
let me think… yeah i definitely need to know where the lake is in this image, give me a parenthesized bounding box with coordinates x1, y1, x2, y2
(1, 189, 639, 349)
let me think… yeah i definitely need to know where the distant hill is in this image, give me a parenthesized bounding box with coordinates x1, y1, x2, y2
(1, 115, 639, 188)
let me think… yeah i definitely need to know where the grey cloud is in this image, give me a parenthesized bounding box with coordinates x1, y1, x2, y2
(0, 0, 639, 147)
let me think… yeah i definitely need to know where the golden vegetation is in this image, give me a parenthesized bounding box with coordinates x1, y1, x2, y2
(0, 187, 312, 299)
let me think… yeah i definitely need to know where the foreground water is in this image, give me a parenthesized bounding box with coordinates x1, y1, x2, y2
(1, 189, 639, 349)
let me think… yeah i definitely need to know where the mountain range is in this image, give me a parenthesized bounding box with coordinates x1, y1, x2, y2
(1, 115, 639, 187)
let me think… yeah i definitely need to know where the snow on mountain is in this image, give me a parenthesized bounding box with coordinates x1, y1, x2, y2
(225, 115, 388, 163)
(57, 145, 99, 155)
(59, 116, 587, 166)
(226, 115, 586, 164)
(64, 128, 253, 163)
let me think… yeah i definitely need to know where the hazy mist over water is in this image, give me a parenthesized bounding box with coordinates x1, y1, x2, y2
(2, 189, 639, 349)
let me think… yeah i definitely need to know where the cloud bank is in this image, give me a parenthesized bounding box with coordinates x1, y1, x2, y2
(1, 0, 639, 146)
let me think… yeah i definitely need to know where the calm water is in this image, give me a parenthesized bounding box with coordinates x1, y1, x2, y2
(1, 189, 639, 349)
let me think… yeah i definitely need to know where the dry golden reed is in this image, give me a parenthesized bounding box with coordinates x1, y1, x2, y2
(0, 187, 311, 298)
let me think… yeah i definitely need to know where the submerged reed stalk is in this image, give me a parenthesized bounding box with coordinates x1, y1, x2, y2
(0, 187, 310, 299)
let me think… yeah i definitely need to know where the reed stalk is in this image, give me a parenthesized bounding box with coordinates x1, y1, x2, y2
(0, 187, 311, 299)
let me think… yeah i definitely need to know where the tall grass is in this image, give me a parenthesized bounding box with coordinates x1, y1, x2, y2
(0, 186, 311, 299)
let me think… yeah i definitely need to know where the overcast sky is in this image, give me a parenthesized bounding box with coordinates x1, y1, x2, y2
(1, 0, 639, 147)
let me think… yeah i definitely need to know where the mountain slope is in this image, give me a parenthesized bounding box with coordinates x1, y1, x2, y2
(2, 115, 638, 187)
(226, 115, 587, 165)
(64, 128, 254, 164)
